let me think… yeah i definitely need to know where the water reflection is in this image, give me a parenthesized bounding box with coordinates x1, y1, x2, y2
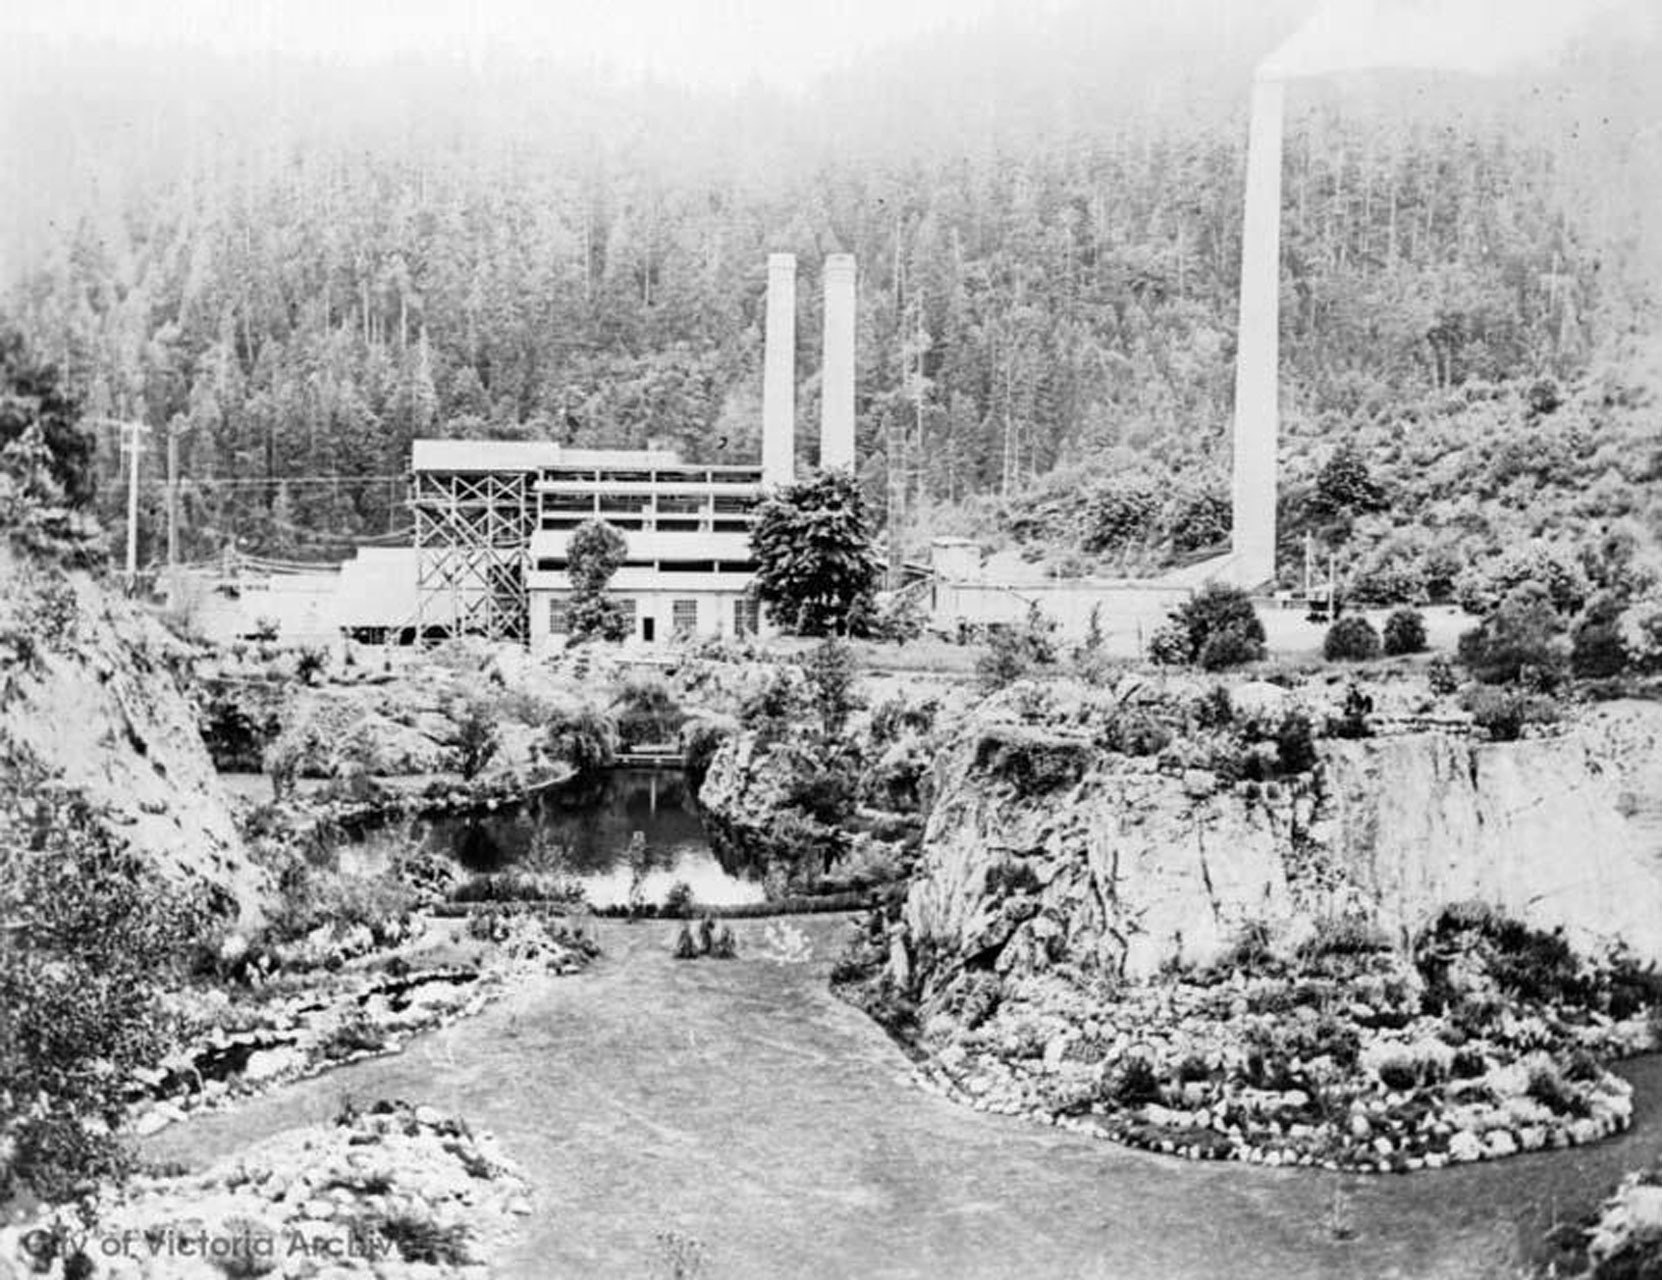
(342, 769, 766, 910)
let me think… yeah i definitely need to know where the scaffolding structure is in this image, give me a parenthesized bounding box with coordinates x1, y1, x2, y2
(411, 467, 536, 644)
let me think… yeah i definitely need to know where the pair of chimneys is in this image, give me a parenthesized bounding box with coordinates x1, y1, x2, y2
(761, 253, 856, 486)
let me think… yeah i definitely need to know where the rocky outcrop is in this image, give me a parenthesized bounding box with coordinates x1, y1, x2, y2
(1321, 723, 1662, 963)
(903, 696, 1662, 982)
(1, 1101, 534, 1278)
(0, 546, 264, 918)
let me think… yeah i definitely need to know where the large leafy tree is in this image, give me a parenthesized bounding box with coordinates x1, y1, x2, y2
(567, 518, 630, 642)
(751, 471, 880, 636)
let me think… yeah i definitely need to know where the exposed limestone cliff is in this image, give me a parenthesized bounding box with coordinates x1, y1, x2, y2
(0, 545, 265, 918)
(902, 695, 1662, 982)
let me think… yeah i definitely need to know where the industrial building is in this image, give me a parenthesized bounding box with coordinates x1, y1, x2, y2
(409, 252, 858, 652)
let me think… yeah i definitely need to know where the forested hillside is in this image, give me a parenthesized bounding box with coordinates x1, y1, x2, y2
(2, 0, 1659, 582)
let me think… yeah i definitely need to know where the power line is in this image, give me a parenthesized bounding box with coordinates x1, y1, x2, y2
(136, 474, 408, 490)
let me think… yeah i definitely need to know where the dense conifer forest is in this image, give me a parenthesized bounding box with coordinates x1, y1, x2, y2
(2, 0, 1658, 584)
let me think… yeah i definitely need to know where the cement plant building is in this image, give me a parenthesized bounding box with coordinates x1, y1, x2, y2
(408, 253, 857, 652)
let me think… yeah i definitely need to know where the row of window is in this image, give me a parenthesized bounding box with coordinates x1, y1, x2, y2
(539, 516, 754, 533)
(547, 595, 759, 638)
(541, 492, 759, 516)
(534, 558, 758, 574)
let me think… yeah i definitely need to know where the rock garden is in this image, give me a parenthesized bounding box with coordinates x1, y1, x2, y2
(839, 900, 1659, 1175)
(2, 1100, 533, 1278)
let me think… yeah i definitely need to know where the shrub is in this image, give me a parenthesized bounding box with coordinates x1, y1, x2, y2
(1274, 710, 1319, 774)
(971, 726, 1091, 794)
(1427, 654, 1461, 697)
(1109, 1056, 1163, 1107)
(1572, 592, 1630, 679)
(739, 666, 806, 740)
(663, 881, 695, 917)
(1526, 1066, 1591, 1118)
(1198, 626, 1265, 671)
(375, 1215, 473, 1266)
(977, 626, 1033, 690)
(1455, 545, 1590, 617)
(295, 646, 327, 685)
(680, 717, 735, 789)
(544, 705, 617, 778)
(804, 637, 861, 739)
(870, 589, 927, 644)
(1457, 583, 1567, 685)
(612, 678, 686, 750)
(1375, 1057, 1420, 1092)
(1328, 684, 1374, 739)
(0, 774, 212, 1200)
(1462, 686, 1561, 741)
(452, 698, 500, 779)
(1082, 475, 1162, 552)
(1298, 915, 1390, 959)
(1146, 619, 1193, 666)
(1324, 615, 1382, 662)
(1382, 607, 1428, 656)
(1172, 584, 1266, 669)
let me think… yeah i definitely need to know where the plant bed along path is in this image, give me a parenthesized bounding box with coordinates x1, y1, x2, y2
(70, 917, 1662, 1280)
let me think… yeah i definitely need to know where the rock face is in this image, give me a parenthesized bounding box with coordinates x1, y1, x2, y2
(903, 699, 1662, 980)
(1321, 718, 1662, 962)
(0, 546, 264, 919)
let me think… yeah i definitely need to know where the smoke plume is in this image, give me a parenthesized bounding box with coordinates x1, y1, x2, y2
(1260, 0, 1636, 79)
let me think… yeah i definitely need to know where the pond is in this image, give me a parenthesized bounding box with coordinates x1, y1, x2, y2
(335, 768, 767, 910)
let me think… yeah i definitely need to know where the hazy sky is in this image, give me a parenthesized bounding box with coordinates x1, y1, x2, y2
(1, 0, 1051, 90)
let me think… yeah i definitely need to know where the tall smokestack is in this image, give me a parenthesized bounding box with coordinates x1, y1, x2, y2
(762, 253, 797, 487)
(820, 254, 857, 471)
(1230, 75, 1285, 587)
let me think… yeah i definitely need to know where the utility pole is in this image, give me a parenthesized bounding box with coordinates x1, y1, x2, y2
(124, 421, 148, 590)
(165, 416, 187, 572)
(86, 417, 150, 592)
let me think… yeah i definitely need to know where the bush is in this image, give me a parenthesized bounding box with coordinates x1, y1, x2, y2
(1328, 684, 1374, 739)
(1382, 607, 1428, 656)
(1199, 627, 1264, 671)
(1461, 686, 1561, 741)
(1572, 592, 1629, 679)
(1274, 710, 1319, 774)
(663, 880, 695, 917)
(612, 678, 686, 750)
(544, 705, 616, 778)
(1324, 615, 1382, 662)
(1171, 583, 1266, 670)
(680, 717, 735, 789)
(1526, 1066, 1592, 1118)
(971, 725, 1091, 794)
(1456, 583, 1566, 685)
(1109, 1056, 1163, 1107)
(0, 772, 212, 1200)
(452, 698, 500, 779)
(295, 646, 327, 685)
(1081, 475, 1162, 552)
(1427, 654, 1462, 696)
(1146, 620, 1192, 666)
(977, 626, 1033, 690)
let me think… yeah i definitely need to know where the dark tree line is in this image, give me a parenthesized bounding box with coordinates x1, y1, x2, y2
(1, 4, 1655, 564)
